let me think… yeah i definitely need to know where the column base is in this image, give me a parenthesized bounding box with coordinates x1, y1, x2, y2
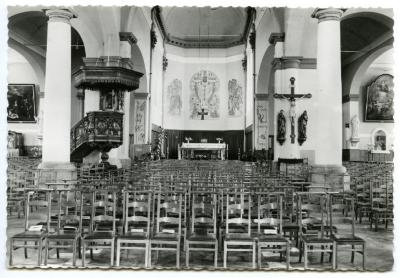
(37, 161, 77, 185)
(310, 164, 350, 192)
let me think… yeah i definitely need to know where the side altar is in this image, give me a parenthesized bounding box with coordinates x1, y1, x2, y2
(178, 142, 228, 160)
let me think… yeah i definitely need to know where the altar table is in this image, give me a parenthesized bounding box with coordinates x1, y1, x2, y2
(178, 142, 227, 160)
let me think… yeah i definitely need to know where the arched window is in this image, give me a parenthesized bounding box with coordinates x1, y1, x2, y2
(372, 129, 387, 152)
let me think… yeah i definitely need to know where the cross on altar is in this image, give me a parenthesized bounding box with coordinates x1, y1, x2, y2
(198, 108, 208, 120)
(273, 77, 312, 144)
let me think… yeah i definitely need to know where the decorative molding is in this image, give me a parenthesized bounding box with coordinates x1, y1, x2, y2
(272, 56, 317, 70)
(119, 32, 137, 45)
(242, 55, 247, 71)
(311, 8, 345, 22)
(162, 55, 168, 71)
(76, 88, 85, 100)
(342, 94, 360, 103)
(249, 31, 256, 50)
(152, 124, 163, 133)
(150, 29, 157, 49)
(268, 32, 285, 45)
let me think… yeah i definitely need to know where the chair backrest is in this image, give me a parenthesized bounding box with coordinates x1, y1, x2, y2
(225, 192, 251, 235)
(189, 191, 217, 235)
(53, 189, 82, 233)
(155, 191, 183, 235)
(328, 192, 356, 237)
(296, 192, 330, 238)
(123, 190, 152, 236)
(89, 190, 117, 234)
(255, 192, 284, 235)
(24, 189, 52, 232)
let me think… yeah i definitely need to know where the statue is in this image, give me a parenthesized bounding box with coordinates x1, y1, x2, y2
(350, 115, 360, 139)
(277, 110, 286, 145)
(298, 110, 308, 145)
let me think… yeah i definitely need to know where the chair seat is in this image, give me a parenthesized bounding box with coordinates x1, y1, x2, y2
(118, 232, 148, 240)
(47, 230, 79, 240)
(151, 232, 180, 241)
(187, 233, 217, 241)
(84, 231, 114, 240)
(332, 234, 365, 243)
(258, 235, 288, 243)
(301, 235, 334, 244)
(225, 234, 255, 241)
(12, 231, 46, 239)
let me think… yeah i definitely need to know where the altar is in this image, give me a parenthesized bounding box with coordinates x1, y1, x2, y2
(178, 142, 227, 160)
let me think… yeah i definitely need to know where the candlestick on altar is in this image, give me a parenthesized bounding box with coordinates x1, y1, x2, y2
(216, 138, 223, 144)
(185, 137, 192, 143)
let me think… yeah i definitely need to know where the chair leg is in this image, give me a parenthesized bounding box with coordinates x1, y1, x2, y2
(82, 241, 86, 267)
(44, 239, 49, 265)
(304, 244, 308, 270)
(298, 241, 303, 263)
(72, 240, 77, 267)
(145, 243, 149, 268)
(252, 242, 256, 269)
(148, 244, 152, 268)
(185, 242, 189, 268)
(115, 240, 120, 267)
(332, 243, 336, 270)
(214, 243, 218, 268)
(38, 239, 43, 266)
(362, 243, 366, 270)
(258, 245, 262, 268)
(9, 239, 13, 266)
(110, 240, 115, 267)
(176, 241, 180, 268)
(223, 242, 227, 268)
(351, 244, 355, 263)
(320, 245, 324, 263)
(286, 243, 290, 270)
(24, 241, 28, 259)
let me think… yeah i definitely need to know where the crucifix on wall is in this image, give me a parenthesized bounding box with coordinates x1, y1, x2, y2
(273, 77, 312, 144)
(198, 108, 208, 120)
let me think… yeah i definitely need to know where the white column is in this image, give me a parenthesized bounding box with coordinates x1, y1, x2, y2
(312, 8, 344, 166)
(41, 9, 74, 167)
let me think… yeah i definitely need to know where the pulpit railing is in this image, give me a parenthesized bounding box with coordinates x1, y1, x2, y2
(70, 111, 123, 162)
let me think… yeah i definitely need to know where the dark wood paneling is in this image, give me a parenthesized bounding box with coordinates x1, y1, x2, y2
(165, 129, 244, 159)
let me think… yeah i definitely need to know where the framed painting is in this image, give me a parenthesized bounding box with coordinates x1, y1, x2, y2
(365, 74, 394, 122)
(7, 84, 37, 123)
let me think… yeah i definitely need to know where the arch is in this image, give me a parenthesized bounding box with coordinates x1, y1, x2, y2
(8, 41, 45, 89)
(256, 45, 275, 94)
(131, 43, 148, 92)
(342, 10, 394, 28)
(370, 128, 390, 152)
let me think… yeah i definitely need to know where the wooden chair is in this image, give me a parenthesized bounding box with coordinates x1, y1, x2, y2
(223, 192, 256, 269)
(185, 191, 218, 268)
(330, 193, 365, 270)
(297, 192, 336, 270)
(149, 191, 183, 268)
(82, 190, 117, 267)
(116, 190, 152, 267)
(255, 192, 290, 269)
(44, 189, 81, 266)
(9, 189, 52, 266)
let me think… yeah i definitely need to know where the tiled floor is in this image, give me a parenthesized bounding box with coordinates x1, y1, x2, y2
(6, 210, 393, 271)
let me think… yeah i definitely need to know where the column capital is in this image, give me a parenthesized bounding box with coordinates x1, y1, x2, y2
(268, 32, 285, 45)
(311, 8, 345, 22)
(45, 9, 75, 24)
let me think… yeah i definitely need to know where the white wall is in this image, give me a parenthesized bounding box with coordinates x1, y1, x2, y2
(163, 46, 246, 131)
(7, 48, 42, 146)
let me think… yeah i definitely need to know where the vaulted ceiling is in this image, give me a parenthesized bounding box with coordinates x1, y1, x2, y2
(156, 7, 254, 48)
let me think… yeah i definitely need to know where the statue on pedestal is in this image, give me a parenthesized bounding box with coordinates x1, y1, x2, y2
(350, 114, 360, 146)
(298, 110, 308, 145)
(277, 110, 286, 145)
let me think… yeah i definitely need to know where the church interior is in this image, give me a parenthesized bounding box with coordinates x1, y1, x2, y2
(5, 6, 394, 270)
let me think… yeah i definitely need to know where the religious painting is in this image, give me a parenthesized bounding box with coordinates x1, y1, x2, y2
(7, 84, 37, 122)
(228, 79, 243, 117)
(166, 79, 182, 116)
(365, 74, 394, 122)
(134, 99, 146, 144)
(256, 101, 268, 149)
(189, 70, 220, 120)
(100, 89, 124, 111)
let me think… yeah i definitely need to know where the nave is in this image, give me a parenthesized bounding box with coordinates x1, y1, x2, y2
(6, 158, 393, 270)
